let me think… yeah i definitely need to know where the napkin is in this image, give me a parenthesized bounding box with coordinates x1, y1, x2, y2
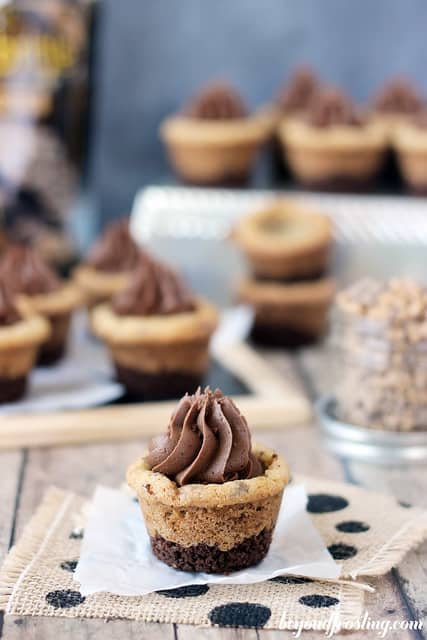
(75, 484, 340, 597)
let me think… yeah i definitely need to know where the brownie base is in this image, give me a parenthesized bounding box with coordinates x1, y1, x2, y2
(37, 342, 67, 366)
(250, 323, 320, 349)
(177, 172, 250, 188)
(151, 528, 273, 573)
(298, 175, 376, 193)
(253, 270, 327, 284)
(115, 364, 203, 401)
(0, 375, 27, 404)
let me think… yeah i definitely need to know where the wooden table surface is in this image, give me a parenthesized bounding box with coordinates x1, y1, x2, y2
(0, 346, 426, 640)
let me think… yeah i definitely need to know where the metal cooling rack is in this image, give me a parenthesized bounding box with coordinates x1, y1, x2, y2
(131, 186, 427, 245)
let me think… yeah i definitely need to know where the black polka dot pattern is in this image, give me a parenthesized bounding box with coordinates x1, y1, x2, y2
(157, 585, 209, 598)
(270, 576, 313, 585)
(328, 543, 358, 560)
(208, 603, 271, 628)
(45, 590, 85, 609)
(69, 529, 84, 540)
(299, 595, 340, 608)
(307, 494, 349, 514)
(399, 500, 412, 509)
(60, 560, 78, 573)
(336, 520, 370, 533)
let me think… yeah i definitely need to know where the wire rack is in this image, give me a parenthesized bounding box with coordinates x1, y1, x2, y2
(131, 186, 427, 245)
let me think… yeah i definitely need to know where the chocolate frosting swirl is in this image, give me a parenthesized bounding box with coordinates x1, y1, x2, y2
(186, 82, 247, 120)
(305, 88, 362, 128)
(112, 256, 195, 316)
(0, 279, 21, 326)
(277, 66, 319, 113)
(86, 218, 141, 272)
(373, 78, 422, 115)
(0, 245, 61, 295)
(146, 388, 263, 486)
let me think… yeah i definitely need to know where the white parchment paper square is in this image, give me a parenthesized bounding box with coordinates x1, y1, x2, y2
(75, 484, 340, 596)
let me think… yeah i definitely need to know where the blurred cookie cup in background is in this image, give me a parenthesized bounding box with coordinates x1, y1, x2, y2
(369, 76, 424, 138)
(0, 280, 49, 403)
(233, 200, 333, 281)
(160, 81, 274, 186)
(279, 87, 387, 191)
(393, 109, 427, 194)
(0, 245, 82, 366)
(91, 256, 218, 401)
(74, 218, 144, 308)
(239, 276, 335, 348)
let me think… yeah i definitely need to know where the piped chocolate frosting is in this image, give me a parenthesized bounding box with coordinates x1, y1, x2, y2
(146, 387, 263, 486)
(373, 78, 422, 115)
(277, 66, 319, 113)
(186, 82, 247, 120)
(0, 279, 21, 326)
(86, 218, 141, 273)
(305, 88, 362, 128)
(0, 245, 60, 295)
(112, 256, 195, 317)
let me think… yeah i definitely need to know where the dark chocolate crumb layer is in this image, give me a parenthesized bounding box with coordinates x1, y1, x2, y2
(0, 375, 27, 404)
(37, 341, 67, 366)
(115, 364, 203, 401)
(151, 528, 273, 574)
(297, 175, 377, 193)
(253, 270, 327, 284)
(250, 323, 321, 349)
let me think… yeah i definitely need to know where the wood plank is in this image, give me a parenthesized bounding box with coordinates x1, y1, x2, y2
(0, 451, 24, 564)
(2, 617, 175, 640)
(0, 393, 310, 451)
(177, 625, 257, 640)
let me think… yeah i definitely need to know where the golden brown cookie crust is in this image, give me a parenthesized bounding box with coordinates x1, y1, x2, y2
(160, 109, 275, 184)
(233, 199, 333, 279)
(160, 109, 275, 146)
(73, 265, 131, 305)
(90, 297, 218, 347)
(240, 277, 335, 334)
(0, 313, 49, 350)
(128, 444, 289, 508)
(279, 117, 387, 183)
(17, 282, 83, 317)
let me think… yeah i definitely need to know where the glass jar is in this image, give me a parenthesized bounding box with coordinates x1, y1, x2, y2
(332, 281, 427, 431)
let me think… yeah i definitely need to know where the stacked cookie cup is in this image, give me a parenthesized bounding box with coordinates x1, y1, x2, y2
(234, 200, 335, 347)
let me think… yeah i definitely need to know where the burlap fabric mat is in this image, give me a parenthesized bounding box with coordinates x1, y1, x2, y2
(1, 475, 426, 631)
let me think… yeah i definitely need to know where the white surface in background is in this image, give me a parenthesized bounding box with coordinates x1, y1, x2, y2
(130, 185, 427, 245)
(75, 484, 340, 597)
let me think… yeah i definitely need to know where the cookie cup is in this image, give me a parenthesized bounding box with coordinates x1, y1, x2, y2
(160, 110, 274, 185)
(279, 118, 387, 190)
(0, 311, 50, 402)
(393, 123, 427, 194)
(18, 283, 83, 365)
(233, 200, 333, 280)
(91, 298, 219, 400)
(73, 264, 132, 308)
(239, 276, 335, 348)
(127, 444, 289, 573)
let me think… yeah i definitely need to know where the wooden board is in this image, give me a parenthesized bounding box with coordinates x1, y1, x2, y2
(0, 342, 311, 450)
